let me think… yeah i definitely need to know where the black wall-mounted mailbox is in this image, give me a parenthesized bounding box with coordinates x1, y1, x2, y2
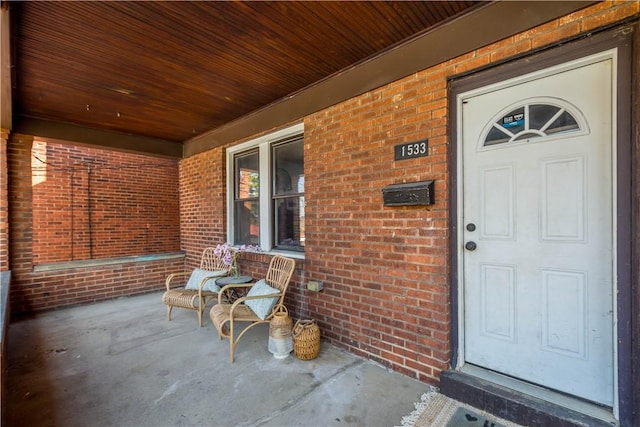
(382, 180, 434, 206)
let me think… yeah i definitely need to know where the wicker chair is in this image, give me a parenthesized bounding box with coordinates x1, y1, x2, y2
(210, 255, 295, 362)
(162, 247, 232, 327)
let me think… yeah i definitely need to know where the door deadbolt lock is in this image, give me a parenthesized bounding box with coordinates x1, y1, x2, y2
(466, 223, 476, 232)
(465, 241, 477, 251)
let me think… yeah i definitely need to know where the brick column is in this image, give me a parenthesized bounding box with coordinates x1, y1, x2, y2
(0, 128, 8, 271)
(7, 133, 34, 312)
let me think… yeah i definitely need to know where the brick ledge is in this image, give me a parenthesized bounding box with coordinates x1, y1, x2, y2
(33, 251, 185, 273)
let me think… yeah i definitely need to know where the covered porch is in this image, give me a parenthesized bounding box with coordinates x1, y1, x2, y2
(2, 2, 639, 426)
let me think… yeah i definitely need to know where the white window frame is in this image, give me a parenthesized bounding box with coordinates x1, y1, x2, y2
(226, 122, 304, 258)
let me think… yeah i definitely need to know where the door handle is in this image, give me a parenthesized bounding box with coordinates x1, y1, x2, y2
(465, 241, 477, 251)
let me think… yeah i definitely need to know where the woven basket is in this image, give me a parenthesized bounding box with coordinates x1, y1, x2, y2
(292, 319, 320, 360)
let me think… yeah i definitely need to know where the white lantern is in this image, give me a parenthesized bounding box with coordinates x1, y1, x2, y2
(268, 305, 293, 359)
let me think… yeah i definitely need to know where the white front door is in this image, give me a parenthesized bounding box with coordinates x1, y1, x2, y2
(460, 55, 615, 406)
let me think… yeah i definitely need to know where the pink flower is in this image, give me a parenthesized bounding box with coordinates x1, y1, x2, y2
(214, 243, 261, 267)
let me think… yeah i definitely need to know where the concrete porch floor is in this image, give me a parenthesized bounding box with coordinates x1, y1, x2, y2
(2, 291, 428, 427)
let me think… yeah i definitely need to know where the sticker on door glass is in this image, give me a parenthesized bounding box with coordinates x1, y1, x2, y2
(501, 113, 524, 128)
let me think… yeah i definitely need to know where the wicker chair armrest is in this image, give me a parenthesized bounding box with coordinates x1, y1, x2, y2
(165, 271, 191, 290)
(217, 283, 255, 303)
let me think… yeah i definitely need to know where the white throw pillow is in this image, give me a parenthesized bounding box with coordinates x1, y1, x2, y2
(184, 268, 227, 292)
(245, 279, 280, 320)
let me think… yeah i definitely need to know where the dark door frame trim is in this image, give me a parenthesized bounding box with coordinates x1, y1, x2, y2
(447, 24, 636, 425)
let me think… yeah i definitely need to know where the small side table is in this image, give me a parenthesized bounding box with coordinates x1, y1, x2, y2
(216, 275, 253, 302)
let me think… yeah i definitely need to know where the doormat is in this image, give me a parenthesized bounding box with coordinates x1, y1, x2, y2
(446, 407, 506, 427)
(396, 386, 525, 427)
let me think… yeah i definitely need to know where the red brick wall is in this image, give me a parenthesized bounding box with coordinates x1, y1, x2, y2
(31, 140, 180, 264)
(8, 134, 183, 314)
(305, 1, 638, 382)
(9, 258, 185, 314)
(178, 147, 228, 269)
(304, 77, 451, 380)
(178, 2, 638, 384)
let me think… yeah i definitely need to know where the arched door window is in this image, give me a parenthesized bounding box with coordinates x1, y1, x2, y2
(480, 97, 588, 148)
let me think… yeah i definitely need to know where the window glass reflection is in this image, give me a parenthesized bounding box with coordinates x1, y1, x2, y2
(234, 200, 259, 245)
(273, 138, 304, 251)
(236, 152, 259, 199)
(275, 197, 304, 251)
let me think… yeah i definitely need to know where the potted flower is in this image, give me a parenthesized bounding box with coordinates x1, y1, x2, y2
(214, 243, 261, 277)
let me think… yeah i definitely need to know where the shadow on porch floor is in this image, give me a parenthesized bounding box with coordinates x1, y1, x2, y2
(2, 291, 427, 427)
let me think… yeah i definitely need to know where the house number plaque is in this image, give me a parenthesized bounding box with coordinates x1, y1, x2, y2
(394, 139, 428, 161)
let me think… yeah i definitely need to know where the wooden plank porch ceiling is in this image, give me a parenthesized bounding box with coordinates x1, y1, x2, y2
(5, 1, 595, 157)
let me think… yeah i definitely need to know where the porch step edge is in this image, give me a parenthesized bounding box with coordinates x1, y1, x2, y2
(439, 370, 616, 427)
